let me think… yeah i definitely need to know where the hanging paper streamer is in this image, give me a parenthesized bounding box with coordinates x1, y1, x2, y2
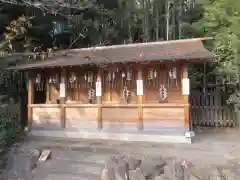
(49, 75, 57, 84)
(60, 83, 66, 98)
(36, 74, 41, 84)
(96, 81, 102, 97)
(168, 67, 178, 87)
(148, 68, 154, 80)
(169, 67, 177, 79)
(112, 72, 115, 88)
(87, 71, 93, 83)
(137, 80, 144, 96)
(88, 88, 95, 100)
(107, 72, 111, 82)
(112, 72, 115, 80)
(69, 72, 76, 83)
(126, 69, 132, 81)
(182, 78, 190, 95)
(123, 86, 129, 101)
(159, 85, 168, 101)
(121, 71, 126, 86)
(83, 73, 87, 88)
(35, 74, 42, 91)
(154, 69, 157, 79)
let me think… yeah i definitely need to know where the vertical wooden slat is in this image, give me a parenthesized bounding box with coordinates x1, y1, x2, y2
(197, 91, 201, 125)
(27, 72, 34, 130)
(182, 63, 189, 128)
(190, 86, 235, 128)
(96, 69, 102, 130)
(75, 78, 79, 101)
(46, 83, 50, 103)
(219, 91, 224, 126)
(137, 67, 143, 131)
(192, 91, 196, 126)
(205, 90, 210, 126)
(60, 68, 66, 128)
(105, 70, 111, 103)
(200, 91, 204, 125)
(214, 89, 218, 126)
(209, 89, 214, 126)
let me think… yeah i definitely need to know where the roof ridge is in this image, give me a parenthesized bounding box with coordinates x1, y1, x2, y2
(66, 37, 213, 53)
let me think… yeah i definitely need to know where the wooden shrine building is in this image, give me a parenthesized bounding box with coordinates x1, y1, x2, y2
(8, 38, 214, 143)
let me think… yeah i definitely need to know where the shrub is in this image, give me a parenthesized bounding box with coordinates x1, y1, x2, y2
(0, 103, 22, 145)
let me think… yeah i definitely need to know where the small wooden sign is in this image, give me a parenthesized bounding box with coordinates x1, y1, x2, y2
(182, 78, 190, 95)
(96, 81, 102, 96)
(60, 83, 66, 97)
(38, 149, 51, 162)
(137, 80, 144, 96)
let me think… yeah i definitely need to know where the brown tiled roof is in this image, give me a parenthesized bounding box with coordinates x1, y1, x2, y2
(7, 38, 215, 70)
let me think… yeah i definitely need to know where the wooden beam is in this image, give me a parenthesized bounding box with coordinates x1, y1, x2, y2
(96, 69, 103, 130)
(182, 63, 190, 128)
(137, 68, 143, 131)
(29, 103, 188, 108)
(27, 72, 34, 130)
(60, 68, 66, 128)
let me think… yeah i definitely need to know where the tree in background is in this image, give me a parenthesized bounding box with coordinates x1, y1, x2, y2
(1, 0, 239, 103)
(191, 0, 240, 110)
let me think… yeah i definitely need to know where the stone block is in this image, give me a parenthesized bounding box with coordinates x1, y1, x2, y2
(129, 168, 146, 180)
(115, 159, 129, 180)
(25, 148, 41, 171)
(163, 160, 184, 180)
(140, 156, 165, 179)
(124, 156, 141, 170)
(154, 175, 167, 180)
(101, 168, 116, 180)
(104, 157, 118, 180)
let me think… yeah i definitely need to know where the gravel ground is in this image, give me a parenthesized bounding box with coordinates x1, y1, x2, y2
(1, 127, 240, 180)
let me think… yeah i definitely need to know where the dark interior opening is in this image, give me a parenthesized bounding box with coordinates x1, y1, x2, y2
(33, 78, 46, 104)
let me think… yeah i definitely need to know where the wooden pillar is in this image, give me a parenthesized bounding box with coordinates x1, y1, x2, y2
(27, 72, 34, 130)
(182, 63, 190, 128)
(60, 68, 66, 128)
(96, 69, 103, 130)
(137, 68, 143, 131)
(46, 83, 50, 103)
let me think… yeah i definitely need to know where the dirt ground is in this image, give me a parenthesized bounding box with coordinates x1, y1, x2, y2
(1, 127, 240, 180)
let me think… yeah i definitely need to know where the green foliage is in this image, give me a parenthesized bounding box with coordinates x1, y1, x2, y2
(0, 15, 33, 68)
(0, 15, 32, 52)
(191, 0, 240, 109)
(0, 103, 22, 145)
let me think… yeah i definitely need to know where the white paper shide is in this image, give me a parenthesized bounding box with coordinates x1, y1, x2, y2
(95, 81, 102, 96)
(60, 83, 66, 98)
(182, 78, 190, 95)
(136, 80, 144, 96)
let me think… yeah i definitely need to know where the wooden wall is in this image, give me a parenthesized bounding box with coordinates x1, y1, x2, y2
(65, 107, 97, 129)
(34, 63, 184, 105)
(31, 106, 185, 131)
(29, 62, 188, 132)
(32, 107, 61, 129)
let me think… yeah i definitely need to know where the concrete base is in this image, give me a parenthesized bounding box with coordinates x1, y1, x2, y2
(29, 129, 192, 144)
(185, 131, 195, 138)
